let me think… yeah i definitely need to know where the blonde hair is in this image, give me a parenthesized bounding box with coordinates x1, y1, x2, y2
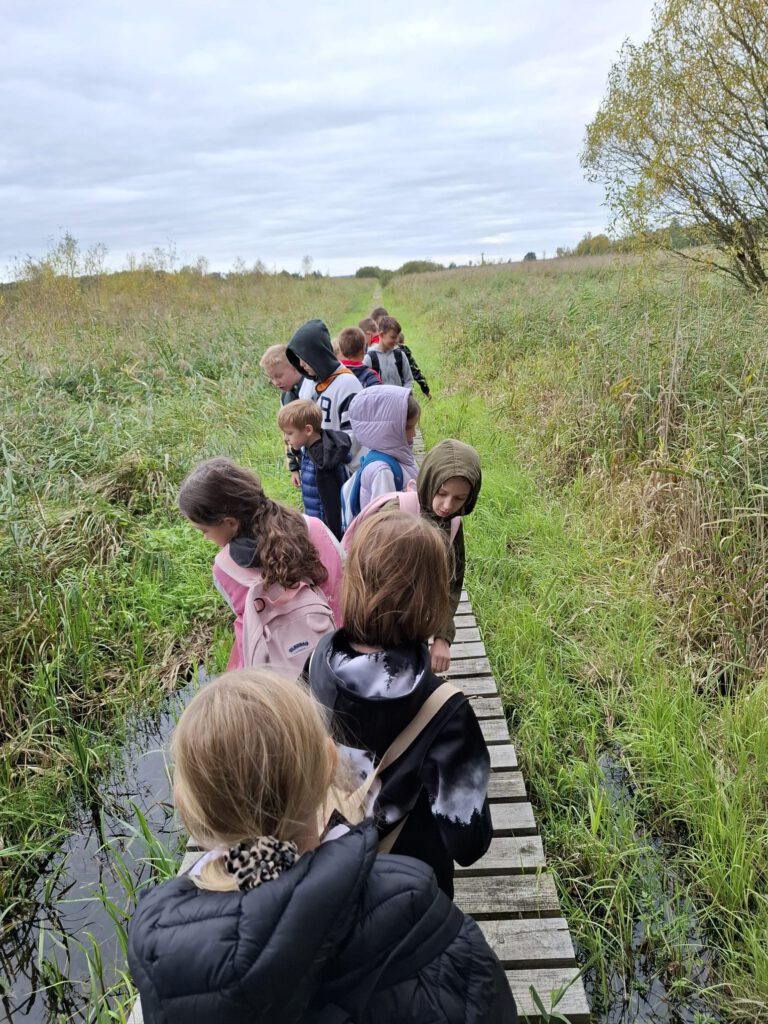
(277, 399, 322, 432)
(173, 670, 335, 891)
(260, 344, 291, 371)
(342, 511, 450, 647)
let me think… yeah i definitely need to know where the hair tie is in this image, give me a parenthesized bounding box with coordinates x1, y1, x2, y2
(224, 836, 299, 891)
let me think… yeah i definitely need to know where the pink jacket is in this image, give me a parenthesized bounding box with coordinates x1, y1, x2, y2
(213, 515, 344, 671)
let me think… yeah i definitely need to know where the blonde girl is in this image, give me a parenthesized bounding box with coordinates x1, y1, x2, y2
(127, 670, 516, 1024)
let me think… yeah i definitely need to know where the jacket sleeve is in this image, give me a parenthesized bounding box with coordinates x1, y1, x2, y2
(399, 351, 414, 391)
(286, 442, 301, 473)
(403, 345, 430, 396)
(434, 523, 464, 644)
(421, 698, 492, 866)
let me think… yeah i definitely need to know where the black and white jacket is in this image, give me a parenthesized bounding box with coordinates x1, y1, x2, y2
(309, 632, 492, 896)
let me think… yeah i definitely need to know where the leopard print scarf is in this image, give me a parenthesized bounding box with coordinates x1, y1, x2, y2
(225, 836, 299, 891)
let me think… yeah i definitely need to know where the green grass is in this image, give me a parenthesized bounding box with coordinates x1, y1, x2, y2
(389, 257, 768, 1022)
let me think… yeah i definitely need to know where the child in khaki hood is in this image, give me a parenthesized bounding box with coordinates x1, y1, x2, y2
(416, 440, 482, 672)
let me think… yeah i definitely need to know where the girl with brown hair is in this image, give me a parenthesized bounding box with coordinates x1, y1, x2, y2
(308, 510, 493, 897)
(128, 670, 516, 1023)
(178, 457, 343, 672)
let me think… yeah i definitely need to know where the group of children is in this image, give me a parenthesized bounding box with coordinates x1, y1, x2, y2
(127, 308, 517, 1023)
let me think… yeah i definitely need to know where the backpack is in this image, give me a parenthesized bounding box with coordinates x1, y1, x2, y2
(340, 451, 405, 532)
(214, 547, 335, 678)
(368, 347, 405, 385)
(341, 488, 461, 553)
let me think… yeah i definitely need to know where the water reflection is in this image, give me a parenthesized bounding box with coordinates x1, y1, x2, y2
(1, 685, 192, 1022)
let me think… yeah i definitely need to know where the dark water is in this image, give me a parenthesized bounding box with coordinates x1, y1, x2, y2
(1, 685, 192, 1022)
(580, 751, 721, 1024)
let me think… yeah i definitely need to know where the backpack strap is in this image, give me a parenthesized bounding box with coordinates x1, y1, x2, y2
(394, 347, 405, 383)
(368, 350, 380, 375)
(347, 451, 405, 522)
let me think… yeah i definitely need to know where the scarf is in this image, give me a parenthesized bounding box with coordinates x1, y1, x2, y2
(224, 836, 299, 891)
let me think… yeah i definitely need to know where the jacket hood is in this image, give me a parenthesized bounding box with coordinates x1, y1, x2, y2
(286, 319, 341, 381)
(417, 439, 482, 519)
(128, 824, 380, 1022)
(308, 428, 352, 470)
(349, 385, 418, 471)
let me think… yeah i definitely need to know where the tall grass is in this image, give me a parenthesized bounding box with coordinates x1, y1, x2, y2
(389, 256, 768, 1022)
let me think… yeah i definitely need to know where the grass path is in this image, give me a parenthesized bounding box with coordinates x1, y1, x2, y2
(392, 292, 766, 1024)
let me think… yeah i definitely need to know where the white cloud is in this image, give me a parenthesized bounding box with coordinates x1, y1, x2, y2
(0, 0, 656, 276)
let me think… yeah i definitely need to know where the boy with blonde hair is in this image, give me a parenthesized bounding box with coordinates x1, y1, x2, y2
(260, 344, 303, 487)
(277, 399, 351, 540)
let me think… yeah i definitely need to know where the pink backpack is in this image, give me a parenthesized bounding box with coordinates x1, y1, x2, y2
(341, 489, 461, 553)
(214, 548, 335, 678)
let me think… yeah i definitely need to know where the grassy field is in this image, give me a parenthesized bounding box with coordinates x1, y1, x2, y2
(389, 255, 768, 1022)
(0, 265, 373, 988)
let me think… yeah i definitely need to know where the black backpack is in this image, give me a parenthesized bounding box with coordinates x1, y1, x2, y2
(368, 348, 405, 385)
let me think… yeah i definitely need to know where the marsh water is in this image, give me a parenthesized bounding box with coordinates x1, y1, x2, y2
(1, 685, 191, 1022)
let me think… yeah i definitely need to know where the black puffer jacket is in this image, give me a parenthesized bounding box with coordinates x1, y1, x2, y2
(128, 823, 516, 1024)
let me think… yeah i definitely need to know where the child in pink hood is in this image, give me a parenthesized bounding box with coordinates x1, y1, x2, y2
(344, 386, 420, 519)
(178, 457, 343, 670)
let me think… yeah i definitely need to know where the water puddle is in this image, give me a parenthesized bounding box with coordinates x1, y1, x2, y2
(1, 683, 196, 1022)
(580, 750, 721, 1024)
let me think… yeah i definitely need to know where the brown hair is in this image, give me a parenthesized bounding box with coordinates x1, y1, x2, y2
(259, 344, 291, 370)
(178, 457, 327, 588)
(358, 317, 378, 335)
(277, 399, 322, 432)
(342, 511, 449, 646)
(338, 326, 366, 359)
(172, 670, 335, 889)
(377, 315, 401, 337)
(370, 307, 389, 321)
(406, 395, 420, 424)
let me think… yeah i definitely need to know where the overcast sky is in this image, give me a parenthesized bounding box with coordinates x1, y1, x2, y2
(1, 0, 655, 277)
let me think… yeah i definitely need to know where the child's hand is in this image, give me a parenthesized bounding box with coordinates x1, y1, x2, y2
(291, 471, 301, 488)
(430, 638, 451, 674)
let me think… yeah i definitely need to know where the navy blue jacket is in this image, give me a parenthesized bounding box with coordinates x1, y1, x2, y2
(128, 823, 516, 1024)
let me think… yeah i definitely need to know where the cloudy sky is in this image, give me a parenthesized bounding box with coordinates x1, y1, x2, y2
(1, 0, 655, 277)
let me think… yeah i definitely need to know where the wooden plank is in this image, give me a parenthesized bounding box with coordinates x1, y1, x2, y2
(487, 772, 528, 802)
(454, 625, 481, 642)
(506, 968, 590, 1023)
(179, 849, 201, 874)
(491, 802, 537, 836)
(455, 836, 545, 875)
(490, 744, 518, 770)
(456, 675, 498, 695)
(447, 656, 492, 678)
(480, 717, 510, 744)
(450, 640, 487, 659)
(453, 612, 477, 626)
(457, 601, 473, 614)
(478, 918, 576, 968)
(467, 693, 505, 718)
(453, 873, 561, 918)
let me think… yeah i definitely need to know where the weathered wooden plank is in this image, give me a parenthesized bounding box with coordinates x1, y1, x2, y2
(506, 968, 590, 1023)
(460, 589, 469, 601)
(491, 802, 537, 836)
(453, 873, 561, 918)
(467, 693, 505, 718)
(455, 836, 545, 875)
(450, 640, 488, 659)
(453, 612, 477, 626)
(480, 717, 510, 744)
(490, 744, 518, 770)
(487, 772, 528, 802)
(447, 656, 492, 677)
(456, 601, 473, 615)
(454, 625, 482, 642)
(478, 918, 576, 968)
(456, 675, 498, 695)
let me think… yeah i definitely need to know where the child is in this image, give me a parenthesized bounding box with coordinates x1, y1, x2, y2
(370, 305, 389, 320)
(286, 319, 363, 468)
(337, 326, 381, 387)
(128, 670, 517, 1023)
(358, 316, 380, 350)
(259, 344, 303, 488)
(309, 511, 493, 897)
(178, 457, 343, 670)
(277, 399, 351, 541)
(341, 386, 419, 525)
(364, 315, 414, 390)
(398, 330, 432, 400)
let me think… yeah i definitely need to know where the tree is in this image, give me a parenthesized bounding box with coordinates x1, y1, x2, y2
(523, 251, 537, 261)
(355, 266, 383, 278)
(301, 254, 313, 277)
(582, 0, 768, 292)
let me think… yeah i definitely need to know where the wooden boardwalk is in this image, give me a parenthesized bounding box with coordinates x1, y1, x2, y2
(129, 433, 590, 1023)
